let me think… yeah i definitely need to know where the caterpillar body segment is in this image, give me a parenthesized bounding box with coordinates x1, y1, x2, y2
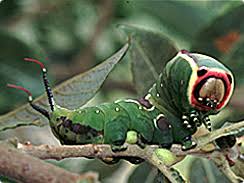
(50, 99, 173, 148)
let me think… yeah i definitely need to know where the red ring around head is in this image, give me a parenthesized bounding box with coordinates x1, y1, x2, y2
(191, 70, 232, 111)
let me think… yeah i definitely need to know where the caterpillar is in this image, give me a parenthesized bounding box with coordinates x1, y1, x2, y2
(8, 50, 234, 152)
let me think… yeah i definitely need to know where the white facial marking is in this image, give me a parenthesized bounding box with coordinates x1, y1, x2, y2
(28, 96, 33, 101)
(144, 106, 155, 111)
(145, 94, 152, 100)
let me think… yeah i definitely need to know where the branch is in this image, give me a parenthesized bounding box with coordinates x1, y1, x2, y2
(196, 120, 244, 149)
(17, 120, 244, 182)
(0, 142, 98, 183)
(18, 144, 179, 183)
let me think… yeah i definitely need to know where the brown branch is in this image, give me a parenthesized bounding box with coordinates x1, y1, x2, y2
(17, 120, 244, 182)
(196, 120, 244, 150)
(18, 144, 178, 183)
(0, 142, 98, 183)
(18, 142, 244, 183)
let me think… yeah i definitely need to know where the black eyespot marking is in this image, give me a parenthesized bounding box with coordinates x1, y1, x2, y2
(157, 116, 170, 131)
(138, 97, 153, 109)
(197, 69, 207, 77)
(227, 74, 232, 84)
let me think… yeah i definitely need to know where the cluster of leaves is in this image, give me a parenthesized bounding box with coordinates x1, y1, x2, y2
(0, 1, 243, 182)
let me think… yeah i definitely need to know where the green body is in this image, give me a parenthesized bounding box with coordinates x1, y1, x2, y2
(48, 52, 234, 150)
(50, 100, 174, 147)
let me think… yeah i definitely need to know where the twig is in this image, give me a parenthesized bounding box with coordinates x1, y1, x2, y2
(17, 120, 244, 182)
(196, 120, 244, 149)
(18, 144, 178, 183)
(0, 142, 98, 183)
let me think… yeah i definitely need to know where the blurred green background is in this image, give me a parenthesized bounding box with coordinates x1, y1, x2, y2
(0, 0, 243, 182)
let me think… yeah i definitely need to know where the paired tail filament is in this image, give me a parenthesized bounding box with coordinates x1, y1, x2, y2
(7, 58, 54, 119)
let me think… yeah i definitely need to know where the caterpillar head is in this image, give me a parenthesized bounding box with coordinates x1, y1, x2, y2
(180, 50, 234, 112)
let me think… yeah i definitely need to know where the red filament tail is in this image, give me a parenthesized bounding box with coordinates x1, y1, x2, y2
(7, 84, 32, 97)
(7, 83, 50, 119)
(24, 58, 45, 69)
(24, 58, 54, 111)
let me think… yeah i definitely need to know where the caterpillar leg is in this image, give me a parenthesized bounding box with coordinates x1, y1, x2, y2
(181, 110, 201, 131)
(104, 117, 129, 152)
(203, 116, 212, 131)
(125, 130, 150, 149)
(181, 136, 197, 151)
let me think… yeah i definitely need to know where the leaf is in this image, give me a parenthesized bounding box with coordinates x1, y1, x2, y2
(119, 24, 178, 96)
(0, 42, 129, 132)
(127, 1, 237, 44)
(222, 37, 244, 86)
(191, 5, 244, 59)
(210, 38, 244, 124)
(221, 38, 244, 122)
(82, 159, 122, 181)
(189, 158, 230, 183)
(48, 158, 125, 182)
(190, 5, 244, 123)
(0, 0, 19, 23)
(128, 162, 156, 183)
(0, 30, 43, 114)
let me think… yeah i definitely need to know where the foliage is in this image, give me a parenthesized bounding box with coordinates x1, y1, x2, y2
(0, 1, 243, 183)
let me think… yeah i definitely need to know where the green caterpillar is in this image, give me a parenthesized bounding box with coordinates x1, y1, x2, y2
(8, 50, 234, 152)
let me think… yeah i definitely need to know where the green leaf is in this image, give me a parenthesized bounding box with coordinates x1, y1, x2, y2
(0, 0, 19, 23)
(127, 1, 224, 43)
(191, 4, 244, 59)
(82, 159, 122, 181)
(0, 30, 43, 114)
(210, 38, 244, 124)
(0, 42, 129, 132)
(189, 158, 230, 183)
(119, 24, 177, 96)
(191, 5, 244, 123)
(222, 38, 244, 122)
(128, 162, 156, 183)
(222, 37, 244, 86)
(48, 158, 124, 182)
